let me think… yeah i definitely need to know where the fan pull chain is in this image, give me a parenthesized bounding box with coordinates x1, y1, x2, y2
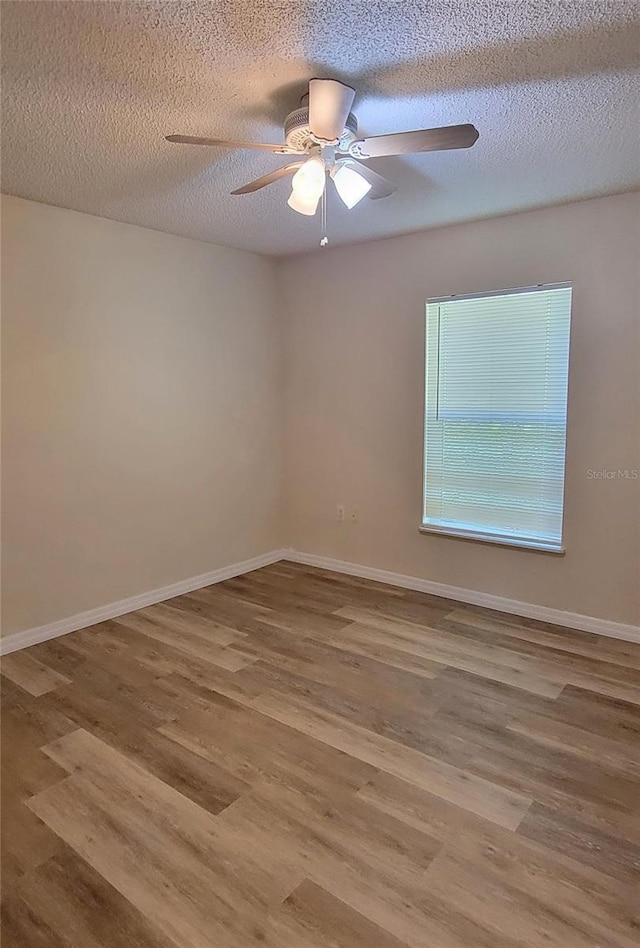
(320, 181, 328, 248)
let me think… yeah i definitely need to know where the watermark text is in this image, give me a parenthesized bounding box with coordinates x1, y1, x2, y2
(586, 469, 638, 480)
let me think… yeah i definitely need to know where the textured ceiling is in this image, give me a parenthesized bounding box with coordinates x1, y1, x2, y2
(2, 1, 639, 256)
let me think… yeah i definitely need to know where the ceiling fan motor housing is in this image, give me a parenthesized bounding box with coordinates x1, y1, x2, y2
(284, 107, 358, 152)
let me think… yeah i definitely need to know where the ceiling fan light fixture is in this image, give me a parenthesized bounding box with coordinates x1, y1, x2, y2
(287, 188, 321, 216)
(332, 163, 372, 209)
(290, 156, 326, 202)
(167, 79, 479, 236)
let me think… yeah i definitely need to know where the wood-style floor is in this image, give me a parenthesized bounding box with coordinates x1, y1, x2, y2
(2, 561, 640, 947)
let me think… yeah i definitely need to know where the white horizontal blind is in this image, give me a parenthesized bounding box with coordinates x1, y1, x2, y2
(423, 284, 572, 551)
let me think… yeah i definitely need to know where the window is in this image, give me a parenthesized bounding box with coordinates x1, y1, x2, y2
(422, 283, 572, 552)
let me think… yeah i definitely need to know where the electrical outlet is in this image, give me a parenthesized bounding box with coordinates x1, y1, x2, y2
(336, 504, 346, 522)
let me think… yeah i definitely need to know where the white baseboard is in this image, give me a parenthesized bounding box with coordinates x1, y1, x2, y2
(284, 549, 640, 644)
(3, 545, 638, 655)
(0, 549, 288, 656)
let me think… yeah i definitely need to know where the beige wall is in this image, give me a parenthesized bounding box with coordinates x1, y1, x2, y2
(1, 195, 281, 636)
(3, 192, 639, 637)
(280, 193, 640, 625)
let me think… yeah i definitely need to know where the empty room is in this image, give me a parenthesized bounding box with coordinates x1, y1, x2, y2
(1, 1, 639, 946)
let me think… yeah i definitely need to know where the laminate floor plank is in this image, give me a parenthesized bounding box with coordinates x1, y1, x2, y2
(215, 780, 515, 948)
(2, 560, 639, 947)
(158, 696, 378, 805)
(58, 621, 180, 681)
(216, 786, 462, 948)
(155, 664, 267, 707)
(424, 843, 636, 948)
(37, 684, 177, 775)
(429, 665, 558, 722)
(1, 676, 76, 748)
(319, 630, 449, 682)
(239, 660, 489, 772)
(1, 652, 71, 697)
(532, 684, 640, 743)
(507, 712, 640, 776)
(1, 714, 67, 802)
(27, 637, 88, 677)
(214, 776, 442, 896)
(249, 689, 533, 829)
(1, 844, 174, 948)
(100, 716, 251, 815)
(446, 609, 640, 670)
(114, 606, 255, 672)
(359, 774, 639, 946)
(30, 729, 305, 948)
(232, 624, 442, 710)
(337, 605, 640, 699)
(1, 795, 65, 887)
(457, 727, 640, 843)
(439, 617, 640, 689)
(457, 605, 640, 665)
(161, 588, 271, 631)
(329, 622, 565, 697)
(517, 802, 640, 885)
(262, 879, 409, 948)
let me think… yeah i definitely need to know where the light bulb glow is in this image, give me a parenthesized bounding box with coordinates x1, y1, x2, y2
(291, 157, 326, 201)
(332, 163, 371, 209)
(287, 188, 320, 216)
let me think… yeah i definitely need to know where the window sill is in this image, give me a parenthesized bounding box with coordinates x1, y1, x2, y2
(419, 524, 565, 554)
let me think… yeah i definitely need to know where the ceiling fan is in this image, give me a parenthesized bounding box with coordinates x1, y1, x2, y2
(166, 79, 479, 216)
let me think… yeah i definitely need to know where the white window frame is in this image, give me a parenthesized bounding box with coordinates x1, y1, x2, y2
(420, 282, 572, 554)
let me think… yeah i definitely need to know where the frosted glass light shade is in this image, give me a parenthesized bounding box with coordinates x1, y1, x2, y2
(287, 156, 326, 215)
(287, 188, 321, 216)
(333, 164, 371, 209)
(291, 158, 326, 201)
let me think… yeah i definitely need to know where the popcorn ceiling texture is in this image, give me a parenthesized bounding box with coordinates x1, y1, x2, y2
(1, 0, 639, 256)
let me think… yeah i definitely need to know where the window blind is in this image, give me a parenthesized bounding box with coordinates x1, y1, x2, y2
(423, 284, 572, 551)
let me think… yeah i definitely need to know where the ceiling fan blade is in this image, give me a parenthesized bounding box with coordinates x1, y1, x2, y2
(350, 124, 479, 159)
(349, 160, 397, 199)
(166, 134, 297, 154)
(308, 79, 356, 142)
(231, 162, 304, 195)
